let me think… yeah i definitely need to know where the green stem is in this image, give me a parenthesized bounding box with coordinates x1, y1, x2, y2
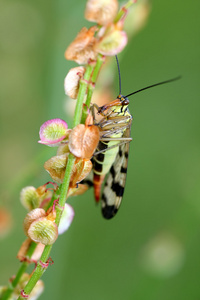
(114, 0, 135, 23)
(55, 153, 76, 223)
(73, 63, 94, 126)
(17, 246, 52, 300)
(2, 242, 37, 300)
(81, 55, 104, 124)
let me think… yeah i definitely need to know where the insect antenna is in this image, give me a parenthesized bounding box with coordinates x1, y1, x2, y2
(115, 55, 122, 95)
(125, 76, 181, 98)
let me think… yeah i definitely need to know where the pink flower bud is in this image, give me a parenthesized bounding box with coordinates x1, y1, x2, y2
(38, 119, 68, 146)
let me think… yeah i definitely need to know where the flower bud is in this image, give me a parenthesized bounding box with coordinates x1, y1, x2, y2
(64, 66, 85, 99)
(20, 186, 40, 211)
(85, 0, 119, 25)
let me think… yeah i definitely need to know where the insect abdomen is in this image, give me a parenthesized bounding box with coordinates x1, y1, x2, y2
(93, 138, 121, 202)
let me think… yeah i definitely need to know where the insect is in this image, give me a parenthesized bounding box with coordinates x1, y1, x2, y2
(91, 56, 180, 220)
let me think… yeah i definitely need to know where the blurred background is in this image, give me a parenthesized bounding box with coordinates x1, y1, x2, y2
(0, 0, 200, 299)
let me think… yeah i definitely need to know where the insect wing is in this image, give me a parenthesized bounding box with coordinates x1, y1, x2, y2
(101, 126, 131, 219)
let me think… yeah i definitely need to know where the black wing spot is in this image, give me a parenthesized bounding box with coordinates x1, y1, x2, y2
(119, 149, 123, 157)
(125, 152, 129, 159)
(110, 165, 116, 178)
(102, 205, 118, 219)
(111, 182, 124, 197)
(120, 166, 127, 174)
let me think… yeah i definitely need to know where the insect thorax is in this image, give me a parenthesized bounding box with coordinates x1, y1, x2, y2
(93, 98, 132, 177)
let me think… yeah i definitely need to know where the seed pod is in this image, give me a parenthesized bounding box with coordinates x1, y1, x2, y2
(95, 25, 128, 55)
(23, 208, 46, 235)
(64, 66, 85, 99)
(69, 115, 100, 159)
(65, 27, 98, 64)
(38, 119, 69, 146)
(44, 154, 92, 185)
(28, 217, 58, 245)
(85, 0, 119, 25)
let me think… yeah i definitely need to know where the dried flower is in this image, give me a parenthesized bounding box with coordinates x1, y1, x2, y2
(69, 114, 100, 159)
(64, 66, 85, 99)
(67, 184, 89, 197)
(57, 143, 70, 155)
(44, 154, 69, 184)
(65, 27, 98, 64)
(44, 154, 92, 186)
(70, 158, 92, 187)
(85, 0, 119, 25)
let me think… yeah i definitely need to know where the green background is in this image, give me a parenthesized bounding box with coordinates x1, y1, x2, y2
(0, 0, 200, 299)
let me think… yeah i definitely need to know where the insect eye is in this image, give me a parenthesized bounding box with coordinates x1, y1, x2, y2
(122, 99, 129, 106)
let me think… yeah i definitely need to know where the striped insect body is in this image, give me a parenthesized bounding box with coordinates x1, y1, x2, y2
(92, 94, 132, 219)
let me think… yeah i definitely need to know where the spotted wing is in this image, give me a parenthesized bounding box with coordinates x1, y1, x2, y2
(101, 126, 131, 219)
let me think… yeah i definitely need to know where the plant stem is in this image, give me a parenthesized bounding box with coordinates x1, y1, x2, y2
(17, 246, 52, 300)
(81, 55, 104, 124)
(73, 63, 94, 126)
(114, 0, 135, 23)
(55, 153, 76, 222)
